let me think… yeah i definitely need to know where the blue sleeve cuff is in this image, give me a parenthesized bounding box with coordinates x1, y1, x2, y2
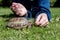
(35, 7, 51, 21)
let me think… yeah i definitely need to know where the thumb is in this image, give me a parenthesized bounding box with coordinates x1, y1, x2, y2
(12, 2, 18, 7)
(35, 14, 42, 25)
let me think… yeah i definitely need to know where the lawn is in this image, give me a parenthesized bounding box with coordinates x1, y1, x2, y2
(0, 7, 60, 40)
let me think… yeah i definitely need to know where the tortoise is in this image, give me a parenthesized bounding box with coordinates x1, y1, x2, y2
(7, 17, 32, 29)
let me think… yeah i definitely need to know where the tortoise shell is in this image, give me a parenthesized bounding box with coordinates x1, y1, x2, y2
(7, 17, 32, 29)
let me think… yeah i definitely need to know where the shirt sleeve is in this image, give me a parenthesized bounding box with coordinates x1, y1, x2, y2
(12, 0, 17, 3)
(35, 0, 51, 21)
(12, 0, 23, 3)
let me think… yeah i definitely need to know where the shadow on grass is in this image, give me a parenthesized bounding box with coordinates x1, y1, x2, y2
(0, 13, 20, 22)
(53, 0, 60, 7)
(0, 13, 20, 18)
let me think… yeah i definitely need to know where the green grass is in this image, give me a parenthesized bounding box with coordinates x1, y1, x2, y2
(0, 7, 60, 40)
(50, 0, 56, 6)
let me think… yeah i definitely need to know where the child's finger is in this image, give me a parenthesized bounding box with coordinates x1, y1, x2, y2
(35, 14, 42, 25)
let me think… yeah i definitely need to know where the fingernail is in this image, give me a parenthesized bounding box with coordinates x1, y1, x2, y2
(35, 23, 39, 25)
(15, 6, 18, 8)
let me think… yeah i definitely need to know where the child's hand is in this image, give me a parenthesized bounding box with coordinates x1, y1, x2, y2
(35, 13, 49, 27)
(10, 2, 27, 16)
